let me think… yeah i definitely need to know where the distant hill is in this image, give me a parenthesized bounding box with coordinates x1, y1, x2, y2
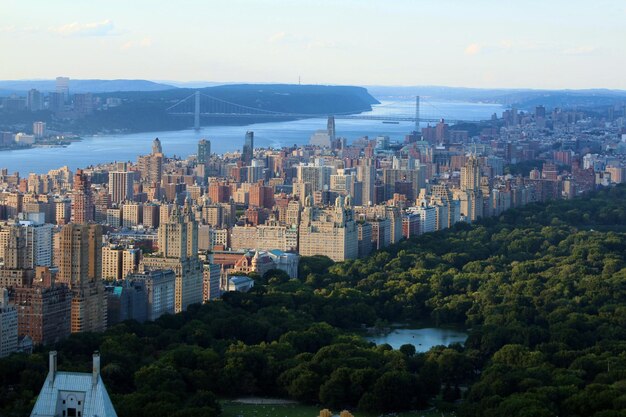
(366, 85, 626, 110)
(0, 79, 175, 93)
(0, 83, 379, 134)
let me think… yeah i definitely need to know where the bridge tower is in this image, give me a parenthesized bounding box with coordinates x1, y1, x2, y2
(415, 95, 420, 132)
(194, 90, 200, 130)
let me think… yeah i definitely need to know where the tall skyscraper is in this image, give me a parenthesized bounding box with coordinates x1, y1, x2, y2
(71, 169, 94, 223)
(57, 224, 106, 333)
(457, 154, 484, 222)
(198, 139, 211, 165)
(358, 158, 376, 206)
(55, 77, 70, 103)
(327, 116, 336, 142)
(138, 138, 163, 186)
(109, 171, 134, 204)
(152, 137, 162, 154)
(242, 131, 254, 165)
(461, 155, 481, 191)
(141, 198, 203, 312)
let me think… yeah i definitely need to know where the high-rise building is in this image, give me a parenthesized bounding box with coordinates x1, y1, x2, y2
(327, 116, 336, 142)
(72, 169, 94, 223)
(461, 155, 481, 191)
(27, 89, 43, 112)
(298, 195, 358, 261)
(138, 139, 164, 185)
(32, 121, 46, 139)
(122, 202, 143, 228)
(141, 199, 203, 312)
(57, 224, 106, 333)
(20, 220, 53, 268)
(127, 269, 175, 321)
(55, 77, 70, 103)
(203, 263, 221, 301)
(297, 164, 332, 192)
(249, 181, 274, 209)
(242, 131, 254, 165)
(198, 139, 211, 165)
(73, 93, 93, 115)
(0, 288, 18, 358)
(48, 92, 64, 113)
(358, 158, 376, 206)
(0, 288, 17, 358)
(11, 267, 72, 346)
(108, 171, 134, 204)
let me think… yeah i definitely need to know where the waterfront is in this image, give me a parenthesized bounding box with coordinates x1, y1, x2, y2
(0, 100, 503, 174)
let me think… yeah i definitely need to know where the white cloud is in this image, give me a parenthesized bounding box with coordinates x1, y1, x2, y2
(52, 20, 114, 37)
(121, 37, 153, 50)
(464, 43, 481, 55)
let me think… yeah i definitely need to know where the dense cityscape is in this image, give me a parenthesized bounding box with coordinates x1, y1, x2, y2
(0, 74, 625, 416)
(3, 1, 626, 416)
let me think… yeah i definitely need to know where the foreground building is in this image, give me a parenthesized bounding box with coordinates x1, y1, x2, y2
(30, 351, 117, 417)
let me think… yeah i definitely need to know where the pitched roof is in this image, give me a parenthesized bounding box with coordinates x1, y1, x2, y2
(31, 371, 117, 417)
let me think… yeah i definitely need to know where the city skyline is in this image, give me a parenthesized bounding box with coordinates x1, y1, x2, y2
(2, 0, 626, 89)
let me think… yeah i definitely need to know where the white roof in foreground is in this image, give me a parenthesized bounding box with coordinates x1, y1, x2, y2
(30, 351, 118, 417)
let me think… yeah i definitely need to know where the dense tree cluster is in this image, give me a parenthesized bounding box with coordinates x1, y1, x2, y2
(3, 186, 626, 416)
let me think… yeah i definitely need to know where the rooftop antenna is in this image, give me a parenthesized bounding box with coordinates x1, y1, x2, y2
(298, 76, 301, 85)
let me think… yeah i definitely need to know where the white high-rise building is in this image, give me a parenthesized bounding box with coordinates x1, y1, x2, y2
(20, 220, 53, 268)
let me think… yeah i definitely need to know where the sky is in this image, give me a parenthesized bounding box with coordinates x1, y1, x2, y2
(1, 0, 625, 89)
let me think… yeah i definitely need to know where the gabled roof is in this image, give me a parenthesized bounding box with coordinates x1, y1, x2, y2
(31, 372, 117, 417)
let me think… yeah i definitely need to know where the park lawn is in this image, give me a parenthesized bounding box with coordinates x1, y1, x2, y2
(220, 401, 447, 417)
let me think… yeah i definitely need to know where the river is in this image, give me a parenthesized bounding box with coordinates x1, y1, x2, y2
(0, 99, 503, 174)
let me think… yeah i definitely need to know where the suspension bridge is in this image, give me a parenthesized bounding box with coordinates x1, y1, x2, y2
(165, 91, 466, 130)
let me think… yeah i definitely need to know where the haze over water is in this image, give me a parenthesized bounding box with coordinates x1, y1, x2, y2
(0, 99, 503, 174)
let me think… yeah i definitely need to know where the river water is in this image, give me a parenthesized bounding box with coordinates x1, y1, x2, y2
(0, 99, 503, 174)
